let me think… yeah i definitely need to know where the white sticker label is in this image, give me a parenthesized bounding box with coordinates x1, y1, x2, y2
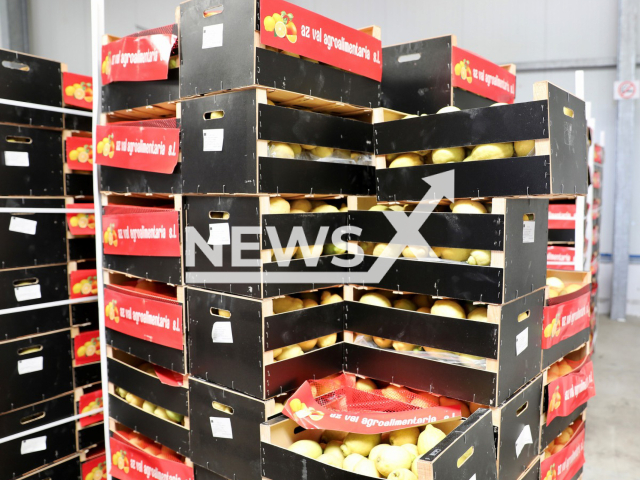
(202, 24, 223, 49)
(516, 328, 529, 356)
(469, 475, 477, 480)
(211, 322, 233, 343)
(203, 129, 224, 152)
(9, 216, 37, 235)
(14, 284, 42, 302)
(5, 151, 29, 167)
(208, 223, 230, 245)
(523, 221, 535, 243)
(18, 356, 44, 375)
(21, 435, 47, 454)
(515, 425, 533, 458)
(210, 417, 233, 439)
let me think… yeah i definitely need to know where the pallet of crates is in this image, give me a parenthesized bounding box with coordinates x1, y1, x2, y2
(101, 25, 180, 120)
(380, 35, 516, 115)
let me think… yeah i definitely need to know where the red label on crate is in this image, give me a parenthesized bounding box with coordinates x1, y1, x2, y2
(102, 207, 180, 257)
(594, 144, 603, 164)
(104, 285, 183, 351)
(74, 330, 101, 366)
(547, 246, 575, 270)
(82, 454, 106, 480)
(70, 269, 98, 299)
(79, 389, 104, 428)
(259, 0, 382, 81)
(541, 425, 585, 480)
(66, 136, 94, 171)
(63, 72, 93, 110)
(548, 204, 577, 230)
(67, 204, 96, 236)
(451, 46, 515, 103)
(283, 382, 460, 434)
(546, 361, 595, 425)
(95, 124, 179, 174)
(542, 292, 590, 349)
(109, 436, 194, 480)
(101, 34, 176, 85)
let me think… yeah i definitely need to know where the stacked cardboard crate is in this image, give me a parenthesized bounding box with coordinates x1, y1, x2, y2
(0, 49, 101, 480)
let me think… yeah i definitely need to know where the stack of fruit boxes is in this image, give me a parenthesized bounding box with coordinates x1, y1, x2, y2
(0, 49, 100, 480)
(96, 23, 196, 480)
(259, 72, 589, 480)
(175, 0, 383, 479)
(341, 77, 586, 480)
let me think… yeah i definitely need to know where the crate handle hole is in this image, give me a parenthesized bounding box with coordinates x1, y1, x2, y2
(203, 5, 224, 17)
(212, 401, 233, 415)
(210, 307, 231, 318)
(293, 426, 307, 435)
(457, 446, 474, 468)
(203, 110, 225, 120)
(563, 107, 574, 118)
(516, 401, 529, 417)
(209, 210, 229, 219)
(18, 345, 43, 355)
(2, 60, 29, 71)
(523, 213, 535, 221)
(20, 411, 45, 425)
(398, 53, 421, 63)
(13, 277, 38, 287)
(6, 135, 32, 144)
(518, 310, 530, 322)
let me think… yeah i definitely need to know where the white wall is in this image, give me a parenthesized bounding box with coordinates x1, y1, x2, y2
(21, 0, 640, 315)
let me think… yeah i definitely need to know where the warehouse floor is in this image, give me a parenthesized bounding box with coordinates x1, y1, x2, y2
(583, 315, 640, 480)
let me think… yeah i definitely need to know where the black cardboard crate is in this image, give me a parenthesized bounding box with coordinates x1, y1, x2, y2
(0, 262, 71, 340)
(104, 272, 188, 373)
(187, 285, 344, 399)
(98, 117, 183, 195)
(344, 286, 543, 406)
(102, 194, 183, 285)
(189, 378, 283, 480)
(180, 89, 376, 195)
(261, 409, 497, 480)
(76, 420, 105, 452)
(381, 35, 515, 115)
(542, 270, 592, 369)
(540, 404, 586, 455)
(0, 329, 74, 413)
(0, 198, 67, 269)
(18, 454, 82, 480)
(0, 49, 63, 129)
(68, 237, 97, 262)
(0, 264, 69, 309)
(101, 26, 180, 117)
(184, 195, 348, 298)
(179, 0, 380, 108)
(0, 124, 63, 196)
(518, 457, 540, 480)
(348, 197, 549, 304)
(375, 82, 588, 200)
(0, 393, 76, 480)
(107, 347, 190, 456)
(492, 375, 543, 480)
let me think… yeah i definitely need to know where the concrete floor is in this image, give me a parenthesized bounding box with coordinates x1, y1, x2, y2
(583, 315, 640, 480)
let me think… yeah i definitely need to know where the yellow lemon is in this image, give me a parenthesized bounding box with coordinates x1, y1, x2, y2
(274, 21, 287, 38)
(263, 16, 275, 32)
